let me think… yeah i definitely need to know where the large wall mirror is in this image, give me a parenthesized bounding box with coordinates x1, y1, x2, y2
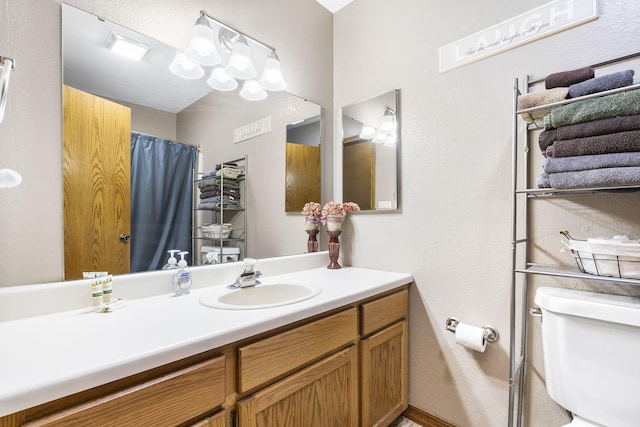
(341, 90, 400, 211)
(62, 4, 321, 280)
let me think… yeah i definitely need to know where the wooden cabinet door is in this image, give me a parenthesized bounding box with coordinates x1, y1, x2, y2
(63, 85, 131, 279)
(237, 346, 359, 427)
(285, 142, 320, 212)
(360, 320, 408, 427)
(189, 409, 229, 427)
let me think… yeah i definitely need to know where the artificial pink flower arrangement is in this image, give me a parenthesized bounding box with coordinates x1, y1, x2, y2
(322, 201, 361, 217)
(302, 202, 325, 225)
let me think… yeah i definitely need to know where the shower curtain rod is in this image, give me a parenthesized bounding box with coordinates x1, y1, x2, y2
(131, 131, 201, 150)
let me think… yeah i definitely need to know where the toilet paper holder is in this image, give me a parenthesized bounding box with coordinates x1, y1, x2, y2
(445, 317, 500, 343)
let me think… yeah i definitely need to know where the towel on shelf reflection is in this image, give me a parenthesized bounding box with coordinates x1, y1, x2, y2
(517, 87, 568, 123)
(216, 167, 243, 179)
(545, 129, 640, 158)
(197, 176, 240, 190)
(548, 166, 640, 189)
(538, 114, 640, 153)
(543, 152, 640, 173)
(545, 66, 595, 89)
(199, 188, 240, 200)
(544, 88, 640, 130)
(198, 196, 241, 209)
(567, 69, 635, 98)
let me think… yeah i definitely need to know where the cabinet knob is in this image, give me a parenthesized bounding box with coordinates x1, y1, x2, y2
(119, 234, 131, 243)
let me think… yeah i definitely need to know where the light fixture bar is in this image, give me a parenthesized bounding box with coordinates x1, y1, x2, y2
(199, 10, 276, 52)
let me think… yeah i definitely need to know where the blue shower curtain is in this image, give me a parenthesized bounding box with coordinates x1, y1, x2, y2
(130, 133, 198, 272)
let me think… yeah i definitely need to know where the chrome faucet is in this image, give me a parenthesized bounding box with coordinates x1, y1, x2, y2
(228, 258, 262, 289)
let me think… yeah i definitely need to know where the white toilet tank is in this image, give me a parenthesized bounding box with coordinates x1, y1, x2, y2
(534, 287, 640, 427)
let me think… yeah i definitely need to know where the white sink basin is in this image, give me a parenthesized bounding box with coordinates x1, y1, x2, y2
(198, 280, 322, 310)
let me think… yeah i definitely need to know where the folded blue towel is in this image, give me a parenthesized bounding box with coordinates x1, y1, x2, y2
(543, 152, 640, 173)
(568, 69, 635, 98)
(549, 166, 640, 189)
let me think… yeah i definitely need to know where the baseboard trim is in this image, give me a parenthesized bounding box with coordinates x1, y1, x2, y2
(403, 404, 457, 427)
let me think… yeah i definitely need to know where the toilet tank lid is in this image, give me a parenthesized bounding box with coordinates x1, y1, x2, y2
(535, 287, 640, 327)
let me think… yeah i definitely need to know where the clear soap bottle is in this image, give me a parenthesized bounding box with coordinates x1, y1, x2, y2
(173, 251, 192, 296)
(162, 250, 179, 270)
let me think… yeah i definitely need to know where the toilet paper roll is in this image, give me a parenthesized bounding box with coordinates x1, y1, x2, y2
(455, 323, 487, 352)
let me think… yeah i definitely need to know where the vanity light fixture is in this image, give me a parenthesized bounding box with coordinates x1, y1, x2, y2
(358, 106, 397, 143)
(379, 107, 396, 135)
(172, 10, 287, 101)
(106, 32, 151, 61)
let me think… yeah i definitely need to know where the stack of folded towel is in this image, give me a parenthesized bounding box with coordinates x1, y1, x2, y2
(521, 66, 640, 189)
(197, 173, 242, 209)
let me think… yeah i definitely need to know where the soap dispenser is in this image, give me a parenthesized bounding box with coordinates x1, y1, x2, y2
(162, 250, 180, 270)
(173, 251, 192, 296)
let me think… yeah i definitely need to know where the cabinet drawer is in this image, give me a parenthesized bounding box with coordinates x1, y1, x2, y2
(238, 307, 358, 393)
(361, 288, 408, 336)
(26, 355, 226, 427)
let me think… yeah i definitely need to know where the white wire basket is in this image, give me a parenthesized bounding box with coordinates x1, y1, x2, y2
(563, 237, 640, 279)
(202, 224, 232, 239)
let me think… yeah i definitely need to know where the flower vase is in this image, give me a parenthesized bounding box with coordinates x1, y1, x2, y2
(306, 228, 319, 252)
(326, 215, 344, 269)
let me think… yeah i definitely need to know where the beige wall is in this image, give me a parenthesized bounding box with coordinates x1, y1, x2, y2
(334, 0, 640, 426)
(0, 0, 332, 285)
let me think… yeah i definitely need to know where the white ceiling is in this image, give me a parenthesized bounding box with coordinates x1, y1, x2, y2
(315, 0, 354, 13)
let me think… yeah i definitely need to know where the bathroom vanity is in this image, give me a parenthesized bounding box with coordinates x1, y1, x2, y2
(0, 256, 411, 427)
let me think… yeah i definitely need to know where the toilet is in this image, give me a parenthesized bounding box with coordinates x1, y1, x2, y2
(534, 287, 640, 427)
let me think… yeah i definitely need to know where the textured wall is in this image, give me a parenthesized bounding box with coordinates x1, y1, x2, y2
(334, 0, 640, 425)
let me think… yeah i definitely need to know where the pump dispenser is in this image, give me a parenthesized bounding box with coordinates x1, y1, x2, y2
(162, 250, 180, 270)
(173, 251, 192, 296)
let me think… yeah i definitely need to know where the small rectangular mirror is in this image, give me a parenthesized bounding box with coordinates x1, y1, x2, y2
(342, 89, 400, 211)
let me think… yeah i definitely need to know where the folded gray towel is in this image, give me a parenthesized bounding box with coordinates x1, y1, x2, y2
(548, 166, 640, 189)
(544, 88, 640, 130)
(568, 70, 635, 98)
(537, 172, 552, 188)
(543, 152, 640, 173)
(545, 66, 594, 89)
(546, 129, 640, 157)
(538, 114, 640, 153)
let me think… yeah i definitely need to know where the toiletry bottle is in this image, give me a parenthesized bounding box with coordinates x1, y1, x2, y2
(162, 250, 180, 270)
(102, 275, 113, 303)
(173, 251, 192, 296)
(91, 278, 103, 311)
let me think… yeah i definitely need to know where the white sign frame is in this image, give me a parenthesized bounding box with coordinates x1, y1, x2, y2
(439, 0, 598, 73)
(233, 116, 272, 143)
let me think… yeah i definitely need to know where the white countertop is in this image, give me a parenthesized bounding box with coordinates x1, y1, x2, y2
(0, 265, 412, 416)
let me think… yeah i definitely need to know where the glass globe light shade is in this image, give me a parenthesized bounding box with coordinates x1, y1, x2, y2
(226, 35, 257, 80)
(239, 79, 267, 101)
(259, 50, 286, 91)
(359, 125, 376, 140)
(207, 66, 238, 91)
(169, 51, 205, 79)
(185, 16, 221, 66)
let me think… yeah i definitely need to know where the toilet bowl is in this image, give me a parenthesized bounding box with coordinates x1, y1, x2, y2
(534, 287, 640, 427)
